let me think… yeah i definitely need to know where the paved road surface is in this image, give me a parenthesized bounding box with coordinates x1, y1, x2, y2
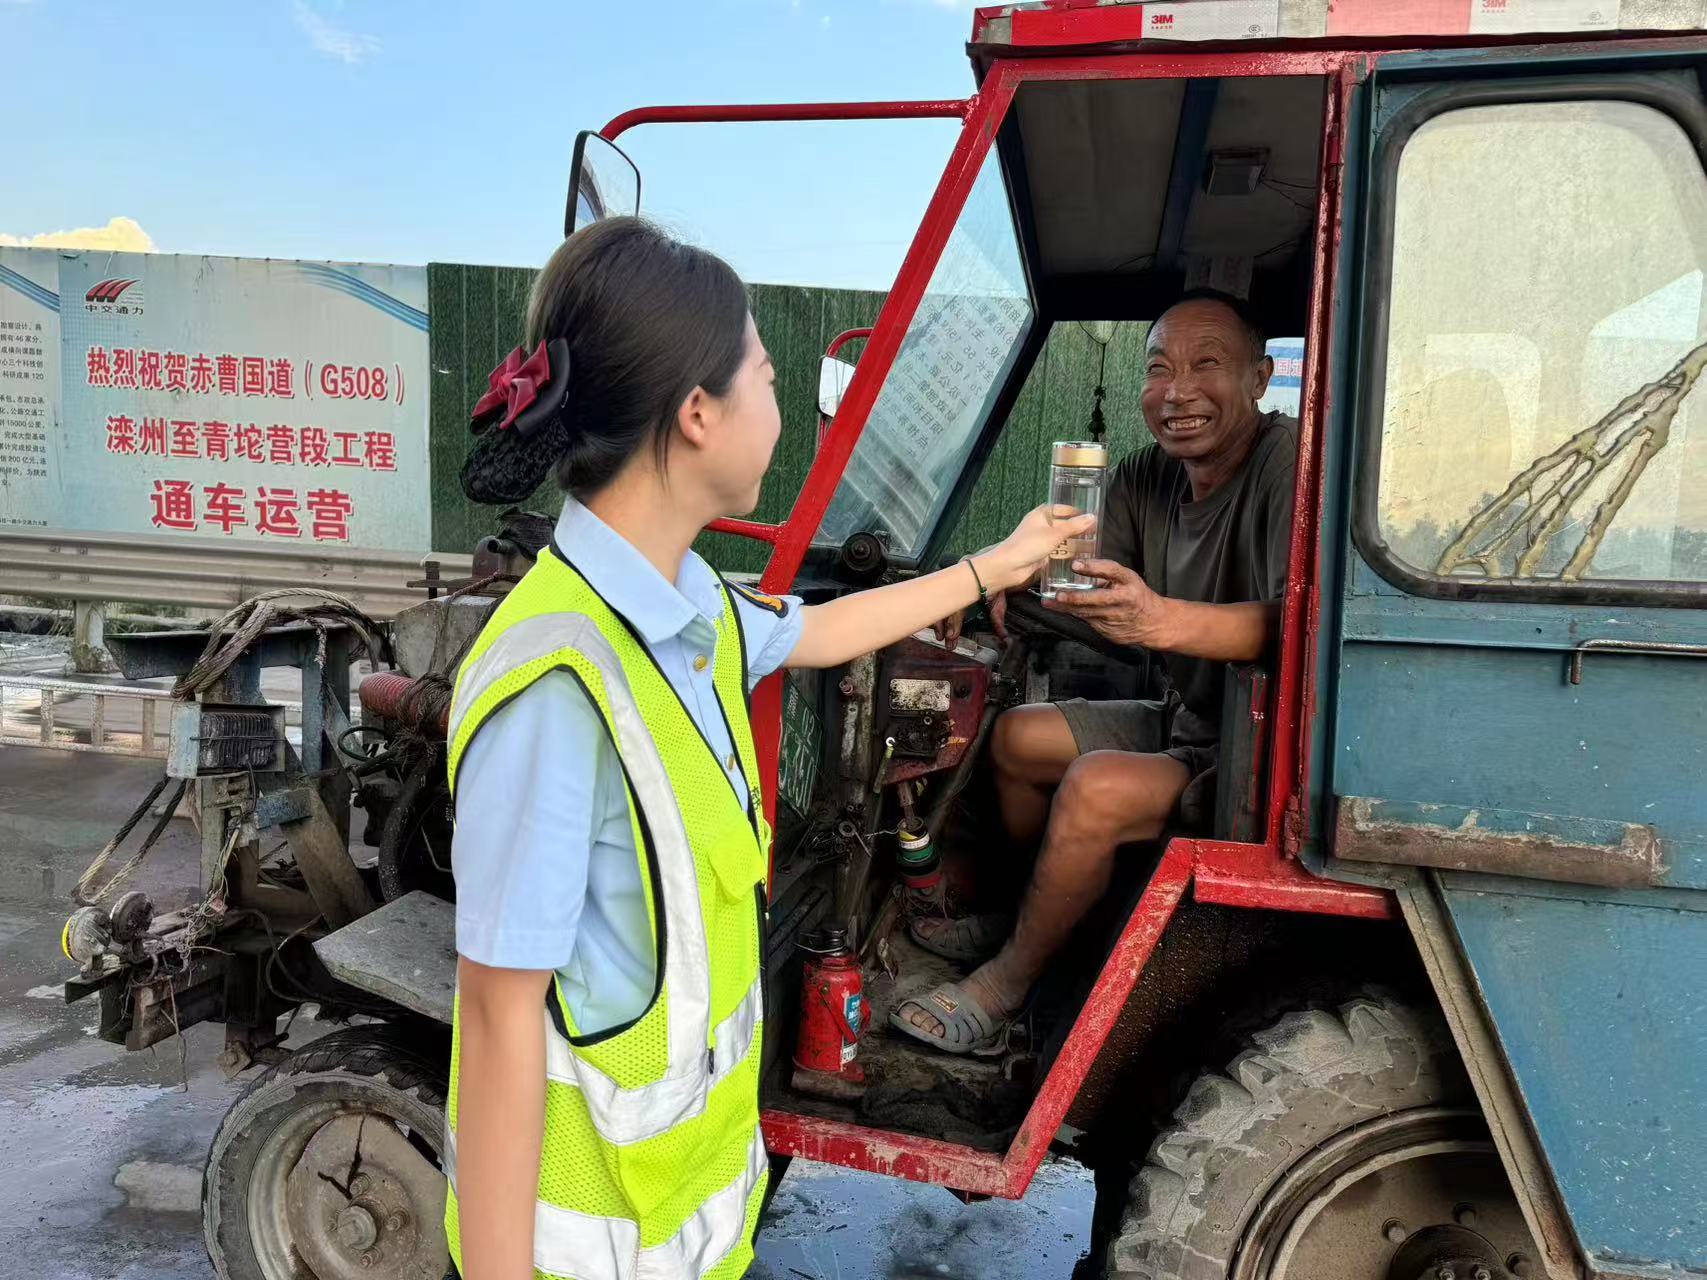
(0, 744, 1092, 1280)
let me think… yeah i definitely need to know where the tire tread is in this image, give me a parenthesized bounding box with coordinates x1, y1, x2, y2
(1105, 992, 1464, 1280)
(203, 1024, 448, 1280)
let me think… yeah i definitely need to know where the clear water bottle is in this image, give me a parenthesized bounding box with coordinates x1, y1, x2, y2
(1041, 441, 1108, 598)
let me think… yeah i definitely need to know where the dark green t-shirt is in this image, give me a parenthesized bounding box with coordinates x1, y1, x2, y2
(1099, 412, 1298, 745)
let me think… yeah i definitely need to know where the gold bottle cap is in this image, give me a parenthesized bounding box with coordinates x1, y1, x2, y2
(1052, 441, 1108, 468)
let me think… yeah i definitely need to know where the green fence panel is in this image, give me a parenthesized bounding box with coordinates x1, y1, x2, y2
(427, 262, 541, 555)
(943, 320, 1153, 560)
(427, 264, 1152, 579)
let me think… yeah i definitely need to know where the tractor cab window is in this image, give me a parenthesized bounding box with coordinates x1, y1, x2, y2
(812, 147, 1034, 562)
(1374, 98, 1707, 589)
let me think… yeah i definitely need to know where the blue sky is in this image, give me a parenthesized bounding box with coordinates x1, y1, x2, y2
(2, 1, 983, 289)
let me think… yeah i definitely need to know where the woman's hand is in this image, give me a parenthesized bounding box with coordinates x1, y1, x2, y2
(788, 506, 1093, 671)
(934, 541, 1018, 647)
(976, 504, 1096, 593)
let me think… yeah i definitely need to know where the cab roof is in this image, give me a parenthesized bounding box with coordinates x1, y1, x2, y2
(971, 0, 1707, 54)
(972, 0, 1707, 334)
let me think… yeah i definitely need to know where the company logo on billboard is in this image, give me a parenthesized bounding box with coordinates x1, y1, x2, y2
(84, 279, 145, 315)
(1149, 12, 1175, 27)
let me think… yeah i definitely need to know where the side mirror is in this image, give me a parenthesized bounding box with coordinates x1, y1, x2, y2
(818, 355, 858, 421)
(565, 132, 641, 238)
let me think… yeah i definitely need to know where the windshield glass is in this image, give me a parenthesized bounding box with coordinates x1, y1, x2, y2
(813, 149, 1034, 561)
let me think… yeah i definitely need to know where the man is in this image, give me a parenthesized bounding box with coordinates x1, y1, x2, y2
(893, 289, 1297, 1053)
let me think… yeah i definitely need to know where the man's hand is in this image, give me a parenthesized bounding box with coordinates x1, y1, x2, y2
(935, 586, 1012, 648)
(1046, 558, 1171, 649)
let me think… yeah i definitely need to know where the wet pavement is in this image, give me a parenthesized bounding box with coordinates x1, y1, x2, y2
(0, 743, 1093, 1279)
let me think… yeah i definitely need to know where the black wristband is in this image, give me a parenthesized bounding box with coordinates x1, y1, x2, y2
(962, 556, 988, 605)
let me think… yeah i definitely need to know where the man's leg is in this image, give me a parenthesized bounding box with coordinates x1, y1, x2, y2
(991, 703, 1082, 845)
(907, 704, 1082, 947)
(900, 750, 1190, 1038)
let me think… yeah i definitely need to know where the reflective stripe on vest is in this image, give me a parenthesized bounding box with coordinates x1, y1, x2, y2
(541, 973, 763, 1145)
(443, 1127, 767, 1280)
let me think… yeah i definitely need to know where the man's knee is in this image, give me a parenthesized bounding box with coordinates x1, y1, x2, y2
(992, 704, 1076, 785)
(1053, 751, 1187, 843)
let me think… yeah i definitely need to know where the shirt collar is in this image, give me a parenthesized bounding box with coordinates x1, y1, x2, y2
(553, 498, 723, 645)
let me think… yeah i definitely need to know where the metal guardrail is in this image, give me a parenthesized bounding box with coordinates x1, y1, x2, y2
(0, 529, 470, 619)
(0, 674, 173, 758)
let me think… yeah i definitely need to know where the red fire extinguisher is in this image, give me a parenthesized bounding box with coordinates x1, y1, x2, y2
(793, 927, 866, 1091)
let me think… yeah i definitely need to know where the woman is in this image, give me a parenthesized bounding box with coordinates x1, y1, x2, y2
(446, 217, 1089, 1280)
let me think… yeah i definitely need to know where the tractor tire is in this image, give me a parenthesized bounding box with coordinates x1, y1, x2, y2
(1103, 993, 1536, 1280)
(204, 1025, 451, 1280)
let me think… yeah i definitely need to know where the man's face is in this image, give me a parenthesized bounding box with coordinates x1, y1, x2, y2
(1140, 300, 1273, 463)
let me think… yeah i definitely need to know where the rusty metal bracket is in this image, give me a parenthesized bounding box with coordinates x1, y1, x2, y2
(1336, 797, 1664, 889)
(277, 782, 376, 929)
(1566, 637, 1707, 685)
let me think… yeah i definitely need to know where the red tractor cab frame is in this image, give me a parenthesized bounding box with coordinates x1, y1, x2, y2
(598, 47, 1392, 1199)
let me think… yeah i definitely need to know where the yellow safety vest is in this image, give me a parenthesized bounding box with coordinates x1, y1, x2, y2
(442, 547, 770, 1280)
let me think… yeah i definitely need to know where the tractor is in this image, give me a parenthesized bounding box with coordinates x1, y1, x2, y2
(61, 3, 1707, 1278)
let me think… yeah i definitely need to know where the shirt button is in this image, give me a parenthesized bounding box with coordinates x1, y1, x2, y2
(726, 754, 739, 772)
(693, 655, 709, 673)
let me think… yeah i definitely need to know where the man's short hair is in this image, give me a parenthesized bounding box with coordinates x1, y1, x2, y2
(1164, 287, 1268, 361)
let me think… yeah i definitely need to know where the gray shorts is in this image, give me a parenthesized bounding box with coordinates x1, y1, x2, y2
(1055, 694, 1218, 829)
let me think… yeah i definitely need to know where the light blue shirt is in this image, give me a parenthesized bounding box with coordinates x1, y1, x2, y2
(450, 499, 804, 1033)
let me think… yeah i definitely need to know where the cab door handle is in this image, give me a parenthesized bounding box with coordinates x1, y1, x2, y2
(1567, 638, 1707, 685)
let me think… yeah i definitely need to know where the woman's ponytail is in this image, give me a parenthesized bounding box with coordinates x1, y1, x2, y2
(460, 218, 748, 506)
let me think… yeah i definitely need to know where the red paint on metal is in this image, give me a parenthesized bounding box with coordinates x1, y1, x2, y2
(1008, 4, 1150, 46)
(761, 1109, 1012, 1195)
(754, 75, 1017, 607)
(826, 327, 872, 360)
(764, 847, 1193, 1199)
(704, 517, 783, 544)
(738, 75, 1020, 847)
(357, 672, 447, 735)
(998, 846, 1193, 1194)
(601, 99, 972, 141)
(762, 839, 1388, 1200)
(820, 329, 872, 451)
(878, 635, 991, 786)
(1008, 47, 1361, 80)
(1190, 840, 1396, 919)
(1263, 58, 1354, 854)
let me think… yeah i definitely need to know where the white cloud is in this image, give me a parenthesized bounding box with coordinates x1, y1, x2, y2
(0, 216, 156, 252)
(291, 1, 380, 64)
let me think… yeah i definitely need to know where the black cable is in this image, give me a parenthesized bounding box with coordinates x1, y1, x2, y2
(1261, 180, 1315, 213)
(134, 778, 190, 861)
(75, 773, 186, 904)
(96, 773, 171, 853)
